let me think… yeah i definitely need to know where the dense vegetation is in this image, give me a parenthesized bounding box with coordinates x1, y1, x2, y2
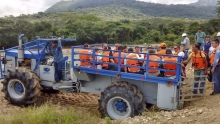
(1, 11, 220, 49)
(45, 0, 217, 19)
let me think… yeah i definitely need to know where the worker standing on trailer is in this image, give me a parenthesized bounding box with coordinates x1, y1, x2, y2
(210, 39, 220, 95)
(181, 33, 190, 60)
(49, 37, 63, 83)
(183, 44, 208, 94)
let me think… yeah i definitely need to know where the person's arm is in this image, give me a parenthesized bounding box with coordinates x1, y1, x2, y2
(201, 53, 208, 74)
(182, 53, 192, 64)
(213, 50, 220, 67)
(181, 39, 187, 45)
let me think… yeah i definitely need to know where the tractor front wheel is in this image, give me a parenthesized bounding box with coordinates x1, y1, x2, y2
(1, 68, 41, 106)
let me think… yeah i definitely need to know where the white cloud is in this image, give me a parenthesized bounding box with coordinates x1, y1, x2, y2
(0, 0, 198, 17)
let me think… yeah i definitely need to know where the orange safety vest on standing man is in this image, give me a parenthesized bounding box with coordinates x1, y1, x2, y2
(191, 52, 206, 69)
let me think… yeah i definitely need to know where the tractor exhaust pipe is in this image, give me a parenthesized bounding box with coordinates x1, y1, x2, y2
(18, 34, 24, 62)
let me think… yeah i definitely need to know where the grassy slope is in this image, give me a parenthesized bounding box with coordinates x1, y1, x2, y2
(0, 104, 102, 124)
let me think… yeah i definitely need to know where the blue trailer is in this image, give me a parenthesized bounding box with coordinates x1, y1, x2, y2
(0, 34, 206, 120)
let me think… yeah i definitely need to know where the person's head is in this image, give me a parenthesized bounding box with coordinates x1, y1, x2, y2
(159, 43, 167, 49)
(51, 41, 58, 48)
(205, 35, 210, 41)
(182, 33, 187, 38)
(174, 45, 180, 52)
(103, 42, 108, 50)
(115, 43, 119, 50)
(211, 39, 219, 48)
(198, 28, 202, 33)
(148, 49, 156, 54)
(147, 45, 153, 52)
(123, 45, 128, 52)
(192, 44, 200, 52)
(107, 46, 111, 50)
(166, 49, 172, 55)
(118, 46, 123, 51)
(135, 46, 140, 53)
(217, 32, 220, 40)
(84, 43, 90, 48)
(128, 48, 134, 53)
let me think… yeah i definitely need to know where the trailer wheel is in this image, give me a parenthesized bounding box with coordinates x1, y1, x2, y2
(1, 68, 41, 106)
(98, 81, 146, 120)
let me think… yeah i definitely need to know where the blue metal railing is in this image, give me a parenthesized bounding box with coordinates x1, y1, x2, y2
(71, 46, 182, 85)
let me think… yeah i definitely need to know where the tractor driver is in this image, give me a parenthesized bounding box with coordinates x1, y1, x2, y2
(49, 37, 63, 83)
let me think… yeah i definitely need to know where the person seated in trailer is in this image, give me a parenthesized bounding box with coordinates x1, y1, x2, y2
(163, 49, 177, 78)
(93, 47, 102, 69)
(125, 48, 144, 74)
(157, 43, 167, 55)
(48, 37, 63, 83)
(143, 49, 160, 76)
(79, 43, 92, 68)
(102, 46, 115, 70)
(113, 46, 125, 71)
(135, 46, 144, 66)
(103, 42, 108, 50)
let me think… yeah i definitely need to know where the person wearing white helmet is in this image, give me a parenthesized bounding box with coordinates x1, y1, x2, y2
(181, 33, 190, 60)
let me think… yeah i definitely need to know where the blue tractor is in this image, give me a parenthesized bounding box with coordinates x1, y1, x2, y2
(0, 34, 206, 120)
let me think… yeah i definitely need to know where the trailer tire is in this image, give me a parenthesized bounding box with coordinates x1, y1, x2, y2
(1, 68, 41, 106)
(98, 81, 146, 120)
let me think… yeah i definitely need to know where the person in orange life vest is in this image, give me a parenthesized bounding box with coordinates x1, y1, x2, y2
(102, 46, 115, 70)
(174, 45, 186, 78)
(125, 48, 144, 74)
(210, 39, 220, 95)
(162, 49, 178, 78)
(135, 46, 144, 66)
(183, 44, 208, 94)
(143, 49, 160, 76)
(79, 43, 92, 68)
(113, 46, 126, 71)
(157, 43, 167, 55)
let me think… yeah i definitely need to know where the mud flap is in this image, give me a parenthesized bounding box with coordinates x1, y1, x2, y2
(179, 75, 207, 102)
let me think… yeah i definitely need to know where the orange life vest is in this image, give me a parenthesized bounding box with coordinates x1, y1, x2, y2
(157, 49, 166, 55)
(174, 50, 180, 55)
(79, 49, 90, 66)
(192, 52, 206, 69)
(210, 51, 220, 65)
(126, 53, 140, 72)
(148, 55, 159, 73)
(102, 51, 110, 68)
(163, 57, 177, 76)
(113, 52, 125, 68)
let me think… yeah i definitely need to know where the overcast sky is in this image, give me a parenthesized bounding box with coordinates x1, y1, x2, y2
(0, 0, 198, 17)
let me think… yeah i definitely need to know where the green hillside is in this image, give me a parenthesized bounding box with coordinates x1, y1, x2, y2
(45, 0, 217, 19)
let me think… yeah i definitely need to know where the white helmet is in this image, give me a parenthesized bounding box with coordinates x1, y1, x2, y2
(182, 33, 187, 37)
(217, 32, 220, 37)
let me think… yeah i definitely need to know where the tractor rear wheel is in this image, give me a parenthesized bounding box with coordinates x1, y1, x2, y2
(1, 68, 41, 106)
(98, 81, 146, 120)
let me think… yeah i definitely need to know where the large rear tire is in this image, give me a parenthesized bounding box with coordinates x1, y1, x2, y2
(1, 68, 41, 106)
(98, 81, 146, 120)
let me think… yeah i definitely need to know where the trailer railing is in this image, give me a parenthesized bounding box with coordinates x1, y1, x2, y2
(72, 47, 182, 85)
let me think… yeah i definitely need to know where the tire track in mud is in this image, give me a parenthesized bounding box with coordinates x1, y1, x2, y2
(36, 92, 100, 111)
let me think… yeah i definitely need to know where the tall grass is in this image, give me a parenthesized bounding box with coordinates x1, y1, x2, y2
(0, 104, 102, 124)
